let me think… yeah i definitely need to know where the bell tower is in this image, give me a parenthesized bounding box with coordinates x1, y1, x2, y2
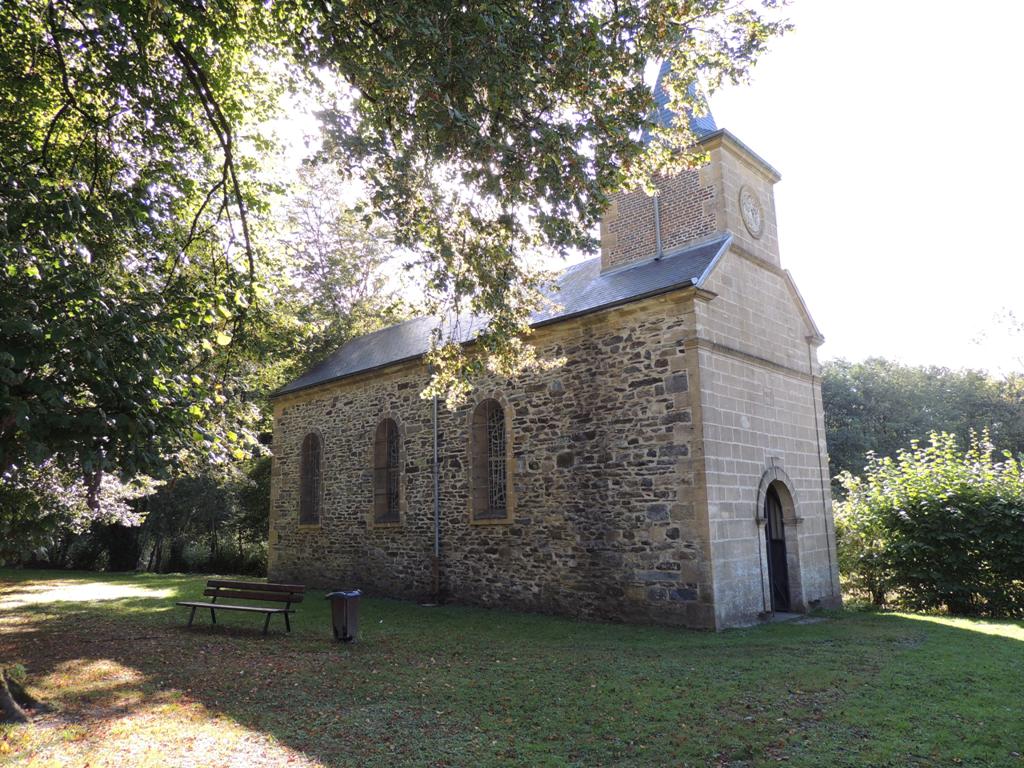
(599, 61, 783, 272)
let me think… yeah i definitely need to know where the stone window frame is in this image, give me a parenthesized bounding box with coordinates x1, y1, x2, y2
(368, 413, 407, 529)
(298, 429, 324, 529)
(754, 461, 804, 611)
(467, 392, 515, 525)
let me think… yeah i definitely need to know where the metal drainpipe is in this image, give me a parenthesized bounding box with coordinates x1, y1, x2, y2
(431, 394, 441, 600)
(807, 341, 838, 600)
(652, 192, 664, 260)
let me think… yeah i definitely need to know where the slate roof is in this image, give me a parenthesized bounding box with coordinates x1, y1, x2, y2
(274, 234, 731, 397)
(643, 59, 718, 143)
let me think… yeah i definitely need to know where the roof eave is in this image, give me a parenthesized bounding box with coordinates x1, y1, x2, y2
(694, 233, 732, 288)
(271, 275, 725, 400)
(270, 352, 427, 400)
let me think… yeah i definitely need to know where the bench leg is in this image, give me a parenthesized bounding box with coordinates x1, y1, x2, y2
(262, 613, 272, 636)
(188, 606, 197, 627)
(284, 612, 291, 633)
(210, 607, 217, 625)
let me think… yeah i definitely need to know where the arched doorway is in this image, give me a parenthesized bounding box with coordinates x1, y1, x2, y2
(764, 484, 791, 612)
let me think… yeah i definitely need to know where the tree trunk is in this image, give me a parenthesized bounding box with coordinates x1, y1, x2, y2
(167, 537, 186, 572)
(105, 523, 141, 571)
(5, 672, 44, 711)
(0, 670, 29, 724)
(85, 467, 104, 517)
(51, 532, 72, 568)
(0, 414, 16, 480)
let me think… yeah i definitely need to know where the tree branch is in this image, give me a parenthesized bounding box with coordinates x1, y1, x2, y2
(168, 38, 256, 288)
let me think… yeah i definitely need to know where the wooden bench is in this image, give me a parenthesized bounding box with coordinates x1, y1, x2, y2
(176, 579, 305, 635)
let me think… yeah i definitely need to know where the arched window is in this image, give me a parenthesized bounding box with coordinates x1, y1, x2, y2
(299, 432, 322, 525)
(373, 418, 401, 524)
(471, 399, 508, 520)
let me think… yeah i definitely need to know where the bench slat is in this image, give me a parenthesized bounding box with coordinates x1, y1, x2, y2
(206, 579, 306, 593)
(176, 601, 293, 614)
(203, 588, 303, 603)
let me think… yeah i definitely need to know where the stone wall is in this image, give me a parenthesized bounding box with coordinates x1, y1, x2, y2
(269, 292, 717, 628)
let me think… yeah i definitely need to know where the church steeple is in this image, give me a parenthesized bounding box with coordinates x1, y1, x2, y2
(599, 61, 783, 273)
(645, 59, 718, 142)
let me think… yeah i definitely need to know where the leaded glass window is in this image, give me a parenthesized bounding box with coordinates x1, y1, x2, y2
(486, 403, 506, 517)
(472, 399, 509, 520)
(373, 419, 401, 523)
(299, 433, 322, 524)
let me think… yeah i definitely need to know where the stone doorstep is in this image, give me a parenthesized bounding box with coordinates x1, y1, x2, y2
(768, 611, 802, 623)
(767, 612, 828, 625)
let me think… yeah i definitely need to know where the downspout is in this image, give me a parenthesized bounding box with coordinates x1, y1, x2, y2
(652, 192, 664, 260)
(431, 394, 442, 601)
(807, 341, 838, 600)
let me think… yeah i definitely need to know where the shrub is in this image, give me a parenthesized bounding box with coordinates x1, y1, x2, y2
(181, 541, 267, 576)
(0, 463, 159, 567)
(835, 432, 1024, 616)
(0, 462, 89, 565)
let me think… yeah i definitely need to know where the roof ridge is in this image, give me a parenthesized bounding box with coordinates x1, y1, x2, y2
(273, 234, 730, 398)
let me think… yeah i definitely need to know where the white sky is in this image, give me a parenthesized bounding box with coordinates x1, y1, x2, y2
(707, 0, 1024, 374)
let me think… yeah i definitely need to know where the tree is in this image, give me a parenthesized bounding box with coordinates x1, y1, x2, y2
(1, 0, 279, 492)
(0, 460, 159, 565)
(835, 432, 1024, 616)
(280, 166, 409, 372)
(2, 1, 789, 494)
(234, 455, 272, 548)
(136, 461, 269, 574)
(306, 2, 789, 404)
(0, 665, 47, 725)
(822, 358, 1024, 484)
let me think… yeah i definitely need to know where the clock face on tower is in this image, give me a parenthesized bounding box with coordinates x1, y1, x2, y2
(738, 185, 765, 239)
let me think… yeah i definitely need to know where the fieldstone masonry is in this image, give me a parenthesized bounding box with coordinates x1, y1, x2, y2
(269, 124, 841, 630)
(272, 296, 716, 627)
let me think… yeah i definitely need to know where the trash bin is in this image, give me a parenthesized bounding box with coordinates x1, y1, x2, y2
(325, 590, 362, 642)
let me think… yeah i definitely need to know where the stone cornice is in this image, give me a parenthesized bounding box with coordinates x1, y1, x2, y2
(730, 241, 786, 277)
(699, 129, 782, 183)
(683, 337, 813, 382)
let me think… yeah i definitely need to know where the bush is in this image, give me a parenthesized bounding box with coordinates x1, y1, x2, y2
(139, 459, 269, 576)
(0, 463, 159, 567)
(836, 432, 1024, 616)
(181, 541, 267, 576)
(0, 462, 89, 565)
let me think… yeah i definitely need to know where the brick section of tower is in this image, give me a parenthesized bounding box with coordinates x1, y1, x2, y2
(599, 167, 718, 272)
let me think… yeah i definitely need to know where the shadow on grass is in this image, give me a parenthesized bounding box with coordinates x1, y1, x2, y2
(2, 569, 1023, 768)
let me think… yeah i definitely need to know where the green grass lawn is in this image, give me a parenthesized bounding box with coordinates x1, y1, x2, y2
(1, 570, 1021, 767)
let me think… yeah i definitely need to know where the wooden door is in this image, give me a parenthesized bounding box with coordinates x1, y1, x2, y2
(764, 485, 791, 612)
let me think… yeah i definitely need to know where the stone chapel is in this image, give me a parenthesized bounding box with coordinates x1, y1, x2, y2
(267, 65, 841, 630)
